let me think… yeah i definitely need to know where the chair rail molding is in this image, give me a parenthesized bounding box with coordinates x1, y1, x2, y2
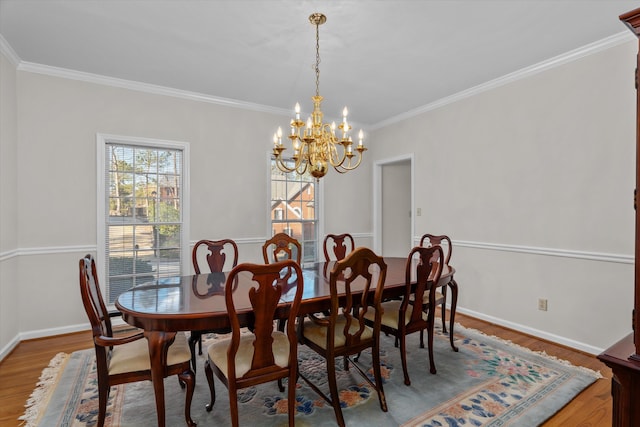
(1, 236, 627, 264)
(412, 237, 633, 264)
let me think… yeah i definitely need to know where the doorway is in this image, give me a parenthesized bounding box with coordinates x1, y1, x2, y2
(373, 154, 414, 256)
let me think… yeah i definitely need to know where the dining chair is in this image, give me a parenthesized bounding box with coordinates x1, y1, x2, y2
(204, 260, 304, 427)
(189, 239, 239, 371)
(419, 233, 454, 333)
(262, 232, 302, 264)
(298, 247, 388, 427)
(365, 245, 444, 385)
(322, 233, 355, 262)
(79, 254, 195, 427)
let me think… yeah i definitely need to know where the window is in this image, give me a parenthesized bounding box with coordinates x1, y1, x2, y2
(98, 135, 190, 304)
(270, 160, 319, 264)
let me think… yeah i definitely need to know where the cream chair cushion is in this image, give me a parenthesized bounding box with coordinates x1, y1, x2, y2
(412, 290, 444, 305)
(208, 331, 291, 379)
(364, 300, 427, 329)
(302, 315, 373, 349)
(109, 331, 191, 376)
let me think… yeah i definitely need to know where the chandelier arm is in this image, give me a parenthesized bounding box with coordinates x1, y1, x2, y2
(327, 141, 347, 168)
(274, 156, 297, 173)
(334, 150, 364, 172)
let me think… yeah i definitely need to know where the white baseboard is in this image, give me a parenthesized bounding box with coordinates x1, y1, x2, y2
(18, 322, 91, 341)
(0, 335, 20, 362)
(456, 306, 604, 355)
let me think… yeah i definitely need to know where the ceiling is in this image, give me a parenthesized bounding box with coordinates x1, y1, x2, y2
(1, 0, 638, 128)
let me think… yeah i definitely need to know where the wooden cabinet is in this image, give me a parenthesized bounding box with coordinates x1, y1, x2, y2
(598, 334, 640, 426)
(597, 8, 640, 427)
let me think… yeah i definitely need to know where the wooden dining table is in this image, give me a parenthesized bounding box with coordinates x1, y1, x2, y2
(115, 257, 457, 427)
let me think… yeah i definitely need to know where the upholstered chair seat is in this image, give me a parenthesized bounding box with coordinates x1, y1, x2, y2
(208, 331, 292, 379)
(302, 315, 374, 349)
(364, 300, 427, 330)
(109, 332, 191, 376)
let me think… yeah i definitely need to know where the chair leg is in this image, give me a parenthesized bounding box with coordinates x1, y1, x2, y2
(448, 279, 460, 352)
(419, 329, 425, 348)
(399, 332, 411, 386)
(97, 382, 109, 427)
(326, 356, 346, 427)
(228, 387, 240, 427)
(441, 286, 448, 334)
(288, 367, 297, 426)
(178, 368, 196, 427)
(204, 359, 216, 412)
(372, 342, 388, 412)
(188, 331, 202, 373)
(198, 335, 203, 355)
(427, 320, 437, 375)
(277, 378, 285, 392)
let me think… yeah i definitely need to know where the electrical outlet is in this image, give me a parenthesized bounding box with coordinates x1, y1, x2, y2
(538, 298, 548, 311)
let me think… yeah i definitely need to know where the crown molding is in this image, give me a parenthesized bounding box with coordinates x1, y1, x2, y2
(0, 34, 20, 67)
(372, 31, 636, 130)
(16, 60, 292, 117)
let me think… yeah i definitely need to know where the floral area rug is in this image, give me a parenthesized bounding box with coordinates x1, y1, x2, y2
(21, 324, 601, 426)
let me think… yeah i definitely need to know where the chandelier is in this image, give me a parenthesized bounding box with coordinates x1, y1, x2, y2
(272, 13, 366, 180)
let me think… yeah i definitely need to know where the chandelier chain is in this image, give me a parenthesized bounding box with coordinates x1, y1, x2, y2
(315, 21, 321, 98)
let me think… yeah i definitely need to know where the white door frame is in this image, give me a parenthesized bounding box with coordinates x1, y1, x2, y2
(373, 153, 414, 254)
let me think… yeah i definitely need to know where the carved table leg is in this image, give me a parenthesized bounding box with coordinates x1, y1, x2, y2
(145, 330, 176, 427)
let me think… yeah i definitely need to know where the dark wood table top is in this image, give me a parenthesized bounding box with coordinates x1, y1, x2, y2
(115, 257, 454, 332)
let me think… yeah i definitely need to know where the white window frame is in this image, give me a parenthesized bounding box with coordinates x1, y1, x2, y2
(97, 134, 190, 307)
(267, 152, 324, 266)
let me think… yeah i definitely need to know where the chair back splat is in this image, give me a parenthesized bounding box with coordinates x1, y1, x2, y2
(322, 233, 355, 262)
(192, 239, 239, 274)
(419, 233, 452, 265)
(262, 232, 302, 264)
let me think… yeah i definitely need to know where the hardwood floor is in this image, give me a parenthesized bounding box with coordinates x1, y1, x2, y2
(0, 313, 613, 426)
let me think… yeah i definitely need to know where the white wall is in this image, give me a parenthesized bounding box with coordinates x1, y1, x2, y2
(0, 49, 19, 356)
(369, 40, 637, 352)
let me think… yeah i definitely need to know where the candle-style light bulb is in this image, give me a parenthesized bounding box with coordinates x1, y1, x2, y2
(358, 129, 364, 147)
(273, 132, 278, 146)
(342, 107, 348, 120)
(295, 103, 301, 120)
(331, 121, 336, 137)
(277, 127, 283, 145)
